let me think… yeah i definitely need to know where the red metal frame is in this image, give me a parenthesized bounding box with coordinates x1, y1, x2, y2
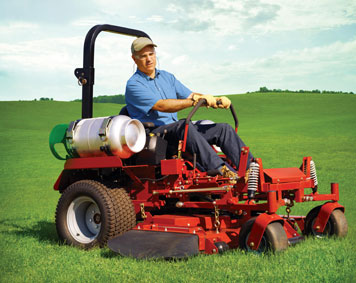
(135, 214, 241, 254)
(64, 156, 123, 170)
(54, 150, 344, 253)
(246, 213, 284, 250)
(312, 200, 344, 233)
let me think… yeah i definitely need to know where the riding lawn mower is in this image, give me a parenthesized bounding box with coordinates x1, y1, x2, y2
(49, 24, 348, 259)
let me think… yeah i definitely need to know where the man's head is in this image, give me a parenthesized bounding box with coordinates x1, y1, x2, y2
(131, 37, 157, 77)
(131, 37, 157, 54)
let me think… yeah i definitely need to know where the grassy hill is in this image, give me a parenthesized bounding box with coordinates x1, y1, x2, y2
(0, 92, 356, 282)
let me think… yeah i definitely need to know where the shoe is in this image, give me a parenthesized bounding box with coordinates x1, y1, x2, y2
(220, 165, 238, 184)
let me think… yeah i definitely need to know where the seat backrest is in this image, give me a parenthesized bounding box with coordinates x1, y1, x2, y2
(119, 105, 155, 128)
(119, 105, 130, 116)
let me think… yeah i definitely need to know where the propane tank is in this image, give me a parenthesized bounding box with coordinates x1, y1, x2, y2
(67, 115, 146, 159)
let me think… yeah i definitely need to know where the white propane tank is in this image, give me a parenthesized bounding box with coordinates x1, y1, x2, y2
(68, 115, 146, 159)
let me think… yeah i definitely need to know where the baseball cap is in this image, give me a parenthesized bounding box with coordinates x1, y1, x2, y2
(131, 37, 157, 54)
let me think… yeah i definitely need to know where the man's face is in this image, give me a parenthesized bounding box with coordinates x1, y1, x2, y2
(132, 45, 156, 75)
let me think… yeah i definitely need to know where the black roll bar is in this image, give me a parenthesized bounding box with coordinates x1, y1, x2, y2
(74, 24, 151, 118)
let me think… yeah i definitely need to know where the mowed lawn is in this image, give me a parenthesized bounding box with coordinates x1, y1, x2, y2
(0, 92, 355, 282)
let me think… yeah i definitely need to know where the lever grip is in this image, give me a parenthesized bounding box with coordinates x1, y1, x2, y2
(186, 98, 206, 124)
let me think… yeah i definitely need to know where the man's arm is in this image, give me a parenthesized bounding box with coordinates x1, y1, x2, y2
(152, 98, 194, 113)
(152, 92, 220, 113)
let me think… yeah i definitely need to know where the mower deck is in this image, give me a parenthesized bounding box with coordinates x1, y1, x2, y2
(108, 213, 305, 258)
(108, 230, 199, 259)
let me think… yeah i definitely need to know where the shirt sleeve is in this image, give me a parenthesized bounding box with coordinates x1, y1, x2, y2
(125, 79, 160, 116)
(172, 75, 192, 99)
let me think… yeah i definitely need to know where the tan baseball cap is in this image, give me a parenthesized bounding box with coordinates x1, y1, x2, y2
(131, 37, 157, 54)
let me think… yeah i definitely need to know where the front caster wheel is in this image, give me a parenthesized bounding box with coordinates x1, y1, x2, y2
(304, 206, 348, 238)
(239, 217, 288, 253)
(56, 180, 117, 249)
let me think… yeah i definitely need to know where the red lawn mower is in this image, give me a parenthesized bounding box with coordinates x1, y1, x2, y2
(49, 25, 348, 259)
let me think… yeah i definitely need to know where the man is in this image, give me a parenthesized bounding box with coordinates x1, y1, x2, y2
(125, 37, 253, 180)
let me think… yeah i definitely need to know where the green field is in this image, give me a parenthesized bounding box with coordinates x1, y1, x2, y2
(1, 92, 356, 282)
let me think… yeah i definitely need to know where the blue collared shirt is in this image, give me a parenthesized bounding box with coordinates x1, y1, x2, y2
(125, 69, 192, 126)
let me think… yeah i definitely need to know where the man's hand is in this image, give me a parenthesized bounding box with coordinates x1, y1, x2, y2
(216, 96, 231, 109)
(192, 94, 217, 108)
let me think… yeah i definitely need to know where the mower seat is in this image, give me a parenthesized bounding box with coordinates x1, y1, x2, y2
(119, 106, 155, 128)
(118, 106, 214, 170)
(119, 105, 167, 165)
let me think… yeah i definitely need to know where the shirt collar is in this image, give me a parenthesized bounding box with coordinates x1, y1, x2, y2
(136, 68, 160, 81)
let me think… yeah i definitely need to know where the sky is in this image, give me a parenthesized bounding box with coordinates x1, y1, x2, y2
(0, 0, 355, 101)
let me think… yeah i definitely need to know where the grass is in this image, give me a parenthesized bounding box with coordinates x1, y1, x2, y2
(1, 92, 356, 282)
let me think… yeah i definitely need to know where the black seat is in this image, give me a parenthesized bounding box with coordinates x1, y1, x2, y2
(119, 105, 130, 116)
(119, 106, 155, 128)
(119, 106, 202, 169)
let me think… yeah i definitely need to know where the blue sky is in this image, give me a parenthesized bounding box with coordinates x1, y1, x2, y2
(0, 0, 355, 101)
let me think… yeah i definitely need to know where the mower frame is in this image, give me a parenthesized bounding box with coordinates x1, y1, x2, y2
(52, 24, 347, 257)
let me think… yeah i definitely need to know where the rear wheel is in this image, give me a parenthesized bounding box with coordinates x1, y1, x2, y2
(304, 206, 348, 238)
(106, 188, 136, 238)
(239, 217, 288, 253)
(56, 180, 123, 248)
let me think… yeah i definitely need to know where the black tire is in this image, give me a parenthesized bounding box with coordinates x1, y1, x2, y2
(239, 217, 288, 253)
(304, 206, 348, 238)
(106, 188, 136, 238)
(55, 180, 117, 249)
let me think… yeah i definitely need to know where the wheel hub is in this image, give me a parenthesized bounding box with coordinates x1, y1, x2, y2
(93, 213, 101, 224)
(245, 232, 268, 253)
(67, 196, 102, 244)
(311, 218, 331, 238)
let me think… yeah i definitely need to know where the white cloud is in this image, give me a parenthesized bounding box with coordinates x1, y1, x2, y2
(252, 39, 356, 77)
(0, 1, 355, 101)
(71, 18, 103, 27)
(0, 37, 82, 72)
(147, 15, 164, 23)
(172, 55, 188, 65)
(167, 39, 356, 94)
(0, 22, 39, 33)
(154, 0, 356, 34)
(166, 3, 184, 13)
(258, 0, 356, 32)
